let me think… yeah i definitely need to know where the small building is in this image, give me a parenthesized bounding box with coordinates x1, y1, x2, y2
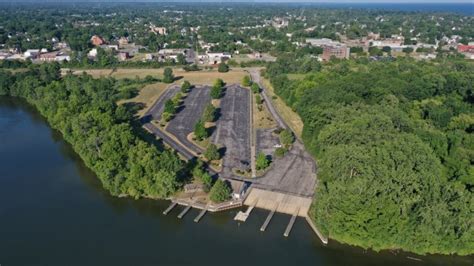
(458, 44, 474, 53)
(151, 26, 167, 35)
(321, 44, 350, 61)
(38, 51, 58, 62)
(90, 35, 106, 46)
(117, 52, 130, 61)
(226, 179, 249, 200)
(207, 52, 232, 64)
(118, 37, 129, 47)
(24, 49, 40, 59)
(88, 48, 98, 59)
(145, 54, 154, 61)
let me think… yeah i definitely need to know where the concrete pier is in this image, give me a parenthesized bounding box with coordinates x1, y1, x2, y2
(163, 202, 177, 215)
(194, 208, 207, 223)
(260, 203, 278, 232)
(177, 205, 192, 219)
(284, 208, 299, 237)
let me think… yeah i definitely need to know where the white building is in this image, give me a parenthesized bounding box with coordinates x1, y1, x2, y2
(24, 49, 40, 59)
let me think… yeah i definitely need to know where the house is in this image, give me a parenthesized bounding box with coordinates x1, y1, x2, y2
(90, 35, 106, 46)
(207, 52, 232, 64)
(88, 48, 98, 59)
(458, 44, 474, 53)
(151, 26, 167, 35)
(118, 37, 129, 47)
(321, 44, 350, 61)
(117, 52, 130, 61)
(38, 52, 58, 62)
(24, 49, 40, 59)
(225, 179, 249, 200)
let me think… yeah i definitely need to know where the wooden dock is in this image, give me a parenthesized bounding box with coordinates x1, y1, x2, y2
(194, 208, 207, 223)
(163, 202, 177, 215)
(177, 205, 192, 219)
(284, 208, 299, 237)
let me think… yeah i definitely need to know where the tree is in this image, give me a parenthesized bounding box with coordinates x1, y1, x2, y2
(279, 129, 294, 148)
(403, 47, 414, 54)
(164, 99, 176, 114)
(209, 179, 231, 203)
(213, 78, 224, 88)
(256, 152, 270, 170)
(161, 112, 173, 122)
(177, 53, 187, 65)
(382, 46, 392, 53)
(217, 62, 229, 73)
(210, 85, 223, 99)
(163, 67, 174, 83)
(204, 143, 220, 161)
(194, 120, 208, 140)
(202, 104, 216, 122)
(201, 172, 213, 192)
(181, 80, 191, 93)
(251, 83, 260, 94)
(242, 75, 252, 87)
(274, 147, 287, 158)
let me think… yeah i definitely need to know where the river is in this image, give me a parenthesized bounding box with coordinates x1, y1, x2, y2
(0, 97, 471, 266)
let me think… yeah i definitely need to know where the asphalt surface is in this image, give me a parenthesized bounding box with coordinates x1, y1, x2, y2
(211, 84, 251, 178)
(145, 84, 181, 120)
(166, 86, 211, 154)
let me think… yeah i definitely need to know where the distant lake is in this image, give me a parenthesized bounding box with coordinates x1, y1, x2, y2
(0, 96, 472, 265)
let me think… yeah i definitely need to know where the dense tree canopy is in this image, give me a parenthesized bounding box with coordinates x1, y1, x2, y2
(1, 65, 185, 199)
(267, 57, 473, 255)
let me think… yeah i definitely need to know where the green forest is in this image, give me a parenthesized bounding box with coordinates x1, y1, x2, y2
(0, 64, 185, 199)
(267, 57, 473, 255)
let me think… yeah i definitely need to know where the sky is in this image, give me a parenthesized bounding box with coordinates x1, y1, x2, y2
(0, 0, 472, 2)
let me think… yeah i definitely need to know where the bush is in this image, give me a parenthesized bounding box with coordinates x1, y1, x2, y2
(194, 120, 208, 140)
(202, 104, 217, 122)
(256, 152, 270, 170)
(204, 143, 220, 161)
(162, 67, 174, 83)
(217, 62, 229, 73)
(181, 80, 192, 93)
(242, 75, 252, 87)
(209, 179, 231, 202)
(279, 129, 295, 148)
(251, 83, 260, 94)
(274, 147, 287, 158)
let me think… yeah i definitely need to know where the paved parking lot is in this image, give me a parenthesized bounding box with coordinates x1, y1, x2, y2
(256, 128, 279, 157)
(212, 85, 251, 178)
(166, 86, 211, 153)
(253, 141, 316, 197)
(145, 84, 180, 120)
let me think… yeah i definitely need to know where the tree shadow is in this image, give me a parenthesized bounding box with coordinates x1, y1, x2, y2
(218, 146, 227, 158)
(214, 107, 222, 121)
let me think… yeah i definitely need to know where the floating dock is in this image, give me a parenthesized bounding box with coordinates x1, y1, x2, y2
(194, 208, 207, 223)
(177, 205, 192, 219)
(163, 202, 177, 215)
(234, 199, 257, 222)
(284, 208, 299, 237)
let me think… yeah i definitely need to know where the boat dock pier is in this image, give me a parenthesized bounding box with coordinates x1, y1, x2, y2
(177, 205, 192, 219)
(260, 203, 278, 232)
(194, 208, 207, 223)
(163, 202, 177, 215)
(284, 208, 299, 237)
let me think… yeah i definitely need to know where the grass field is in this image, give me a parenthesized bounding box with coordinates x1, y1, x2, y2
(117, 82, 169, 117)
(66, 67, 247, 85)
(261, 77, 304, 139)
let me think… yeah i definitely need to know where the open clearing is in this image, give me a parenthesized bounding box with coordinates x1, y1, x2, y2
(260, 77, 304, 139)
(65, 67, 247, 85)
(117, 82, 169, 117)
